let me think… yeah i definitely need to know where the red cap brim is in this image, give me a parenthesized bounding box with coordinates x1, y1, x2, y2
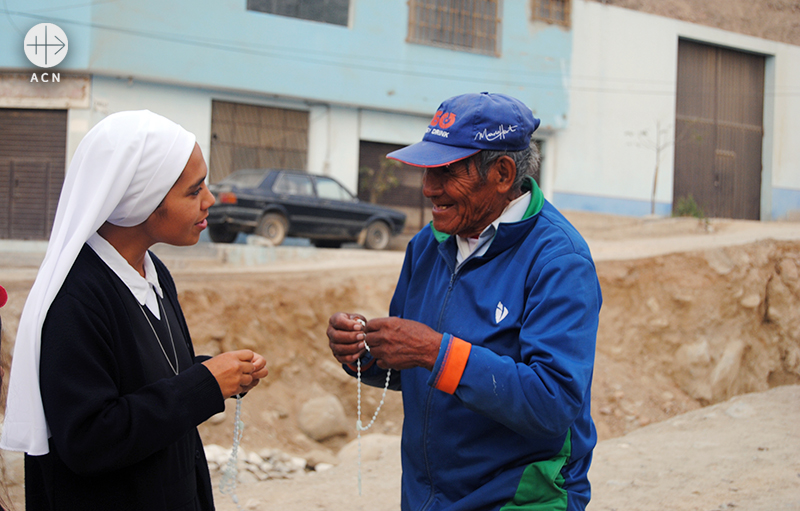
(0, 285, 7, 308)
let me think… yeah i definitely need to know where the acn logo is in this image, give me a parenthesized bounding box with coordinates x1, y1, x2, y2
(431, 110, 456, 129)
(24, 23, 69, 69)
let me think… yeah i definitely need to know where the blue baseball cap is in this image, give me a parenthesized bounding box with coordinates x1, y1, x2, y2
(387, 92, 540, 168)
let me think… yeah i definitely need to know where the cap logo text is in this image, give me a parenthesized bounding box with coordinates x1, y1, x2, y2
(475, 124, 518, 142)
(431, 111, 456, 129)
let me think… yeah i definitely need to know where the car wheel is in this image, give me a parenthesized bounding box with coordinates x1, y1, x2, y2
(364, 221, 391, 250)
(256, 213, 288, 246)
(207, 224, 238, 243)
(312, 240, 342, 249)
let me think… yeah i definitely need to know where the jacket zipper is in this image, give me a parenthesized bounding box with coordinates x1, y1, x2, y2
(420, 267, 459, 511)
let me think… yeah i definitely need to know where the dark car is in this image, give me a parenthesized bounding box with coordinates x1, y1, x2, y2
(206, 169, 406, 250)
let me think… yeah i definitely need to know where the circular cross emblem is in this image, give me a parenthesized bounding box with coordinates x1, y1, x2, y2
(24, 23, 69, 69)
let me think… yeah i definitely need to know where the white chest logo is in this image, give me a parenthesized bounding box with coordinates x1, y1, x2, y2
(495, 301, 509, 324)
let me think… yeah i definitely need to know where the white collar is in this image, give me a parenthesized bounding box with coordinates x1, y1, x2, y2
(456, 191, 531, 264)
(86, 232, 163, 318)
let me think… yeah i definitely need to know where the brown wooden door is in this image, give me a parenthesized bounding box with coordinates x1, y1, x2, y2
(0, 109, 67, 240)
(673, 40, 765, 220)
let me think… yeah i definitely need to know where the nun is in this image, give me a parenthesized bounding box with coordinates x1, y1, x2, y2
(0, 110, 268, 510)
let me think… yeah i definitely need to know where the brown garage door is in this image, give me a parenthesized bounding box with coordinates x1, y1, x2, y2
(673, 39, 765, 220)
(0, 109, 67, 240)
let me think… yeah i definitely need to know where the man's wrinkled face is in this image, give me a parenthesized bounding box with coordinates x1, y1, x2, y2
(422, 155, 505, 238)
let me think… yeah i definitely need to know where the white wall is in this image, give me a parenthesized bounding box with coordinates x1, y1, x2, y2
(307, 105, 361, 194)
(558, 0, 800, 218)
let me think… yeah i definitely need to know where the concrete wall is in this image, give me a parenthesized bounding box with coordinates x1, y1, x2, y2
(1, 0, 574, 197)
(0, 0, 572, 124)
(555, 0, 800, 220)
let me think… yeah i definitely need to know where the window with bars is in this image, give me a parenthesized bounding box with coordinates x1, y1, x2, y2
(247, 0, 350, 27)
(407, 0, 500, 56)
(531, 0, 570, 26)
(209, 101, 309, 184)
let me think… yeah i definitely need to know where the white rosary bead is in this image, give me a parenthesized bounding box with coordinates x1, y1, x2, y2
(355, 317, 391, 496)
(220, 395, 244, 510)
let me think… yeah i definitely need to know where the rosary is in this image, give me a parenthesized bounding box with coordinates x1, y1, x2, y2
(355, 318, 392, 496)
(219, 394, 245, 510)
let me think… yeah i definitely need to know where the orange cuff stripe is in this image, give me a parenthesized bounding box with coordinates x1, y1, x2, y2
(347, 357, 376, 372)
(435, 336, 472, 395)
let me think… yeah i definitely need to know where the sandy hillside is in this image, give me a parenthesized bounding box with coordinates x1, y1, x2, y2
(1, 212, 799, 510)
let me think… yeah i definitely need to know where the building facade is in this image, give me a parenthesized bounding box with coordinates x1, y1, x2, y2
(1, 0, 798, 240)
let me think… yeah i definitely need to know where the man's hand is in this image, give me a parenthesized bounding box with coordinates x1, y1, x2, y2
(327, 312, 368, 365)
(364, 317, 441, 371)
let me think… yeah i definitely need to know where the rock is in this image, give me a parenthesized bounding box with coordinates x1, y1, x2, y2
(710, 340, 746, 401)
(674, 339, 713, 402)
(675, 339, 711, 367)
(204, 444, 231, 466)
(725, 401, 756, 419)
(238, 470, 260, 485)
(784, 345, 800, 375)
(740, 293, 761, 309)
(315, 462, 334, 472)
(298, 394, 349, 441)
(766, 277, 795, 324)
(646, 297, 660, 313)
(778, 258, 798, 282)
(208, 411, 227, 424)
(671, 293, 694, 305)
(289, 456, 308, 472)
(245, 451, 263, 466)
(305, 448, 338, 469)
(704, 249, 734, 275)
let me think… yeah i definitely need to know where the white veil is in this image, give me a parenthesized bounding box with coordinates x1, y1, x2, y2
(0, 110, 196, 455)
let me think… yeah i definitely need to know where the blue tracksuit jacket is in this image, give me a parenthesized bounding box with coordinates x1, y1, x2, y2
(352, 180, 601, 511)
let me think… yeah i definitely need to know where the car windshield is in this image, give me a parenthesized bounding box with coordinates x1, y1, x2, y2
(220, 170, 270, 188)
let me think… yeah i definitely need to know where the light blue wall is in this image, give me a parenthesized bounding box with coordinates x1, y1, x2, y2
(1, 0, 572, 126)
(0, 1, 93, 69)
(555, 188, 800, 220)
(772, 187, 800, 220)
(552, 191, 673, 218)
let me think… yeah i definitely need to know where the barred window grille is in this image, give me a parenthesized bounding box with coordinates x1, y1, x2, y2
(407, 0, 500, 56)
(209, 101, 309, 184)
(531, 0, 570, 26)
(247, 0, 350, 27)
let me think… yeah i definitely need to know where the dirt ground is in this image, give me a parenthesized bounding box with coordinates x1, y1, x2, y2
(1, 212, 799, 510)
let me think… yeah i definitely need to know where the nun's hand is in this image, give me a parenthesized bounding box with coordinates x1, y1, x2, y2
(202, 350, 268, 398)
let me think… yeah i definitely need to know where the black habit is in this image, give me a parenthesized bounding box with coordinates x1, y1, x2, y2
(25, 245, 224, 511)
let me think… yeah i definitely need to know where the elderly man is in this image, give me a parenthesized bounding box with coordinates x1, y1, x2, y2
(327, 92, 601, 511)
